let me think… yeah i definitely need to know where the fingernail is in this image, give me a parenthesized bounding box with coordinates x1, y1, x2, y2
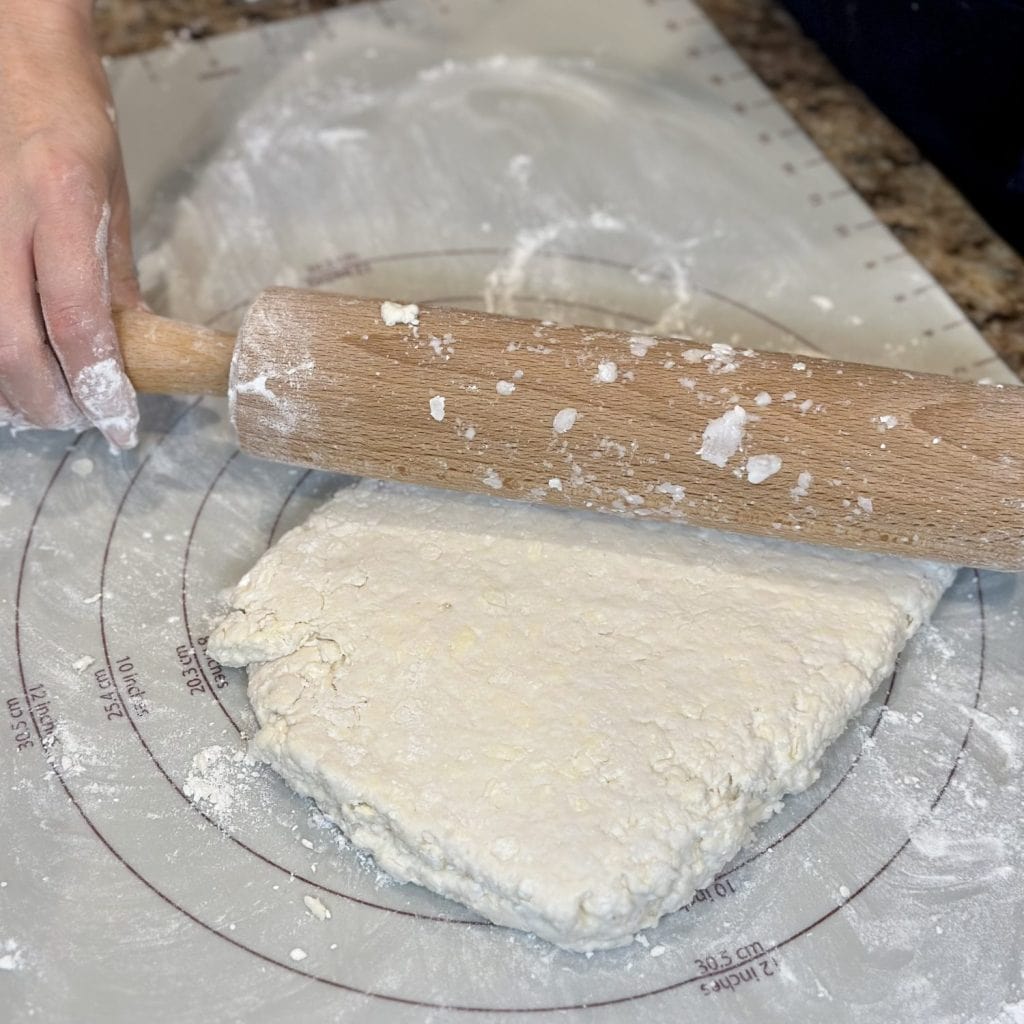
(73, 358, 141, 450)
(104, 420, 139, 450)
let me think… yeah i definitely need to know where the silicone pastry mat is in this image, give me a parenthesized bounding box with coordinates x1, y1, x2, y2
(3, 1, 1021, 1020)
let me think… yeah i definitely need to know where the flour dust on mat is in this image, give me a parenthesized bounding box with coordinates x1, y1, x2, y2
(208, 480, 952, 952)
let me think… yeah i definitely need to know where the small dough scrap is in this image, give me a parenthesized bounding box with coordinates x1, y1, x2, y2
(379, 300, 420, 327)
(209, 480, 951, 951)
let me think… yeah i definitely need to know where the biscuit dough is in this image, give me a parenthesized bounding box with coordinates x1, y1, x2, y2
(208, 480, 952, 951)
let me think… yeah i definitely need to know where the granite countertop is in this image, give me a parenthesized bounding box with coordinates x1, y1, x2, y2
(94, 0, 1024, 378)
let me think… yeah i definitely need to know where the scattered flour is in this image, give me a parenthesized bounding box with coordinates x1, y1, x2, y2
(0, 940, 24, 972)
(655, 482, 686, 501)
(484, 222, 565, 314)
(303, 894, 332, 921)
(703, 343, 739, 375)
(428, 333, 455, 358)
(507, 153, 533, 186)
(183, 745, 262, 823)
(697, 406, 747, 468)
(496, 380, 516, 396)
(234, 374, 276, 401)
(552, 408, 578, 434)
(588, 209, 624, 231)
(629, 335, 657, 358)
(594, 361, 618, 384)
(316, 125, 370, 146)
(746, 454, 783, 484)
(790, 471, 814, 499)
(92, 197, 111, 256)
(482, 212, 626, 314)
(72, 358, 139, 447)
(429, 396, 445, 422)
(48, 723, 98, 779)
(379, 301, 420, 327)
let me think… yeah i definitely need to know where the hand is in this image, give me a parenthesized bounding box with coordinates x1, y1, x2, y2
(0, 0, 140, 448)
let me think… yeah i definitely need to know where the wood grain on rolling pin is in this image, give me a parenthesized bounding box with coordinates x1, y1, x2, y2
(117, 290, 1024, 570)
(218, 289, 1024, 570)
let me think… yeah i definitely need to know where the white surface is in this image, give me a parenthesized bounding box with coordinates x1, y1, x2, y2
(2, 0, 1022, 1020)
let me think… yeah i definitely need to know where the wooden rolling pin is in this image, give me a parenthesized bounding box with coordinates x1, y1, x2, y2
(115, 288, 1024, 571)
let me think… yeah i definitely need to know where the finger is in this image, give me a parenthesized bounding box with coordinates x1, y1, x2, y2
(107, 159, 141, 311)
(0, 230, 86, 431)
(34, 187, 139, 449)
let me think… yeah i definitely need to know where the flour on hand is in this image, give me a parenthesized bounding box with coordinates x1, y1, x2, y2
(209, 481, 951, 952)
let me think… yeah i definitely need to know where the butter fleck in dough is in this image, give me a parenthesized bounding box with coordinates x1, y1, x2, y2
(209, 480, 951, 951)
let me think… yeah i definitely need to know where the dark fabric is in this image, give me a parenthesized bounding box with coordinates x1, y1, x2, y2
(777, 0, 1024, 253)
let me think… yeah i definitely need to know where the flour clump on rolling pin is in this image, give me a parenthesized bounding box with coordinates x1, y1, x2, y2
(746, 454, 783, 484)
(379, 300, 420, 328)
(552, 408, 578, 434)
(208, 480, 952, 951)
(697, 405, 747, 468)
